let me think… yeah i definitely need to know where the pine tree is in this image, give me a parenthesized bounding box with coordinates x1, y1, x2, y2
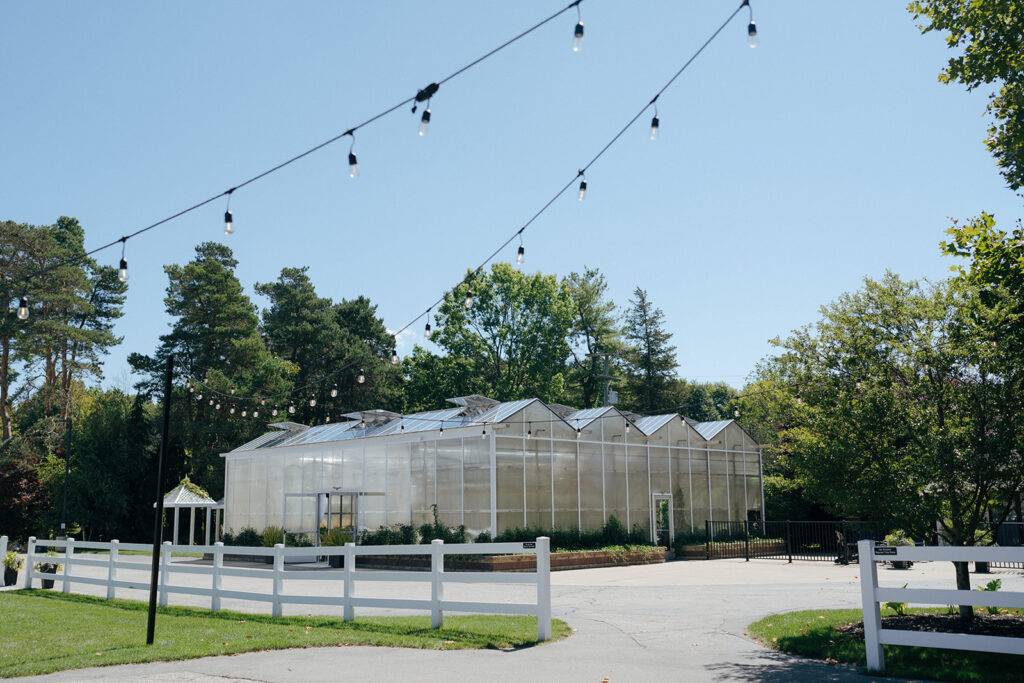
(622, 287, 677, 413)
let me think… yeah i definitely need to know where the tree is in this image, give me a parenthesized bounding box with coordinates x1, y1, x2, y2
(563, 268, 622, 408)
(423, 263, 572, 403)
(755, 272, 1024, 621)
(621, 288, 677, 413)
(670, 379, 738, 422)
(909, 0, 1024, 190)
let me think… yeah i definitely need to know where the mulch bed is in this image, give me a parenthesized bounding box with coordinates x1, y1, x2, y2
(840, 613, 1024, 639)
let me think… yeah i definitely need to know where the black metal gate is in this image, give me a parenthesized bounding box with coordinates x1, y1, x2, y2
(992, 522, 1024, 569)
(705, 520, 891, 563)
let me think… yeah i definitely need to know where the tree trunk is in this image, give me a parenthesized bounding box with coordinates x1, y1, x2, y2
(954, 561, 974, 623)
(0, 336, 10, 440)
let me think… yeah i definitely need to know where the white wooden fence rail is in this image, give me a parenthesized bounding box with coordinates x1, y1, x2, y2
(857, 539, 1024, 672)
(19, 535, 552, 641)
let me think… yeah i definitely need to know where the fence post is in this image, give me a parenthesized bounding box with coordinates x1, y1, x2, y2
(536, 536, 551, 641)
(431, 539, 444, 629)
(786, 520, 793, 563)
(705, 520, 710, 560)
(211, 542, 223, 612)
(343, 542, 354, 622)
(857, 539, 884, 672)
(158, 541, 171, 607)
(24, 537, 35, 589)
(272, 543, 284, 618)
(107, 540, 119, 600)
(62, 537, 74, 593)
(745, 520, 750, 562)
(0, 536, 6, 587)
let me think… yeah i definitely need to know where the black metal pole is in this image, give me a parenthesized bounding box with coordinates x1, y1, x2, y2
(146, 354, 174, 645)
(59, 417, 71, 536)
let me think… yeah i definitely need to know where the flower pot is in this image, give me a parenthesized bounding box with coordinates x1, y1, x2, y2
(41, 578, 54, 589)
(3, 567, 17, 587)
(892, 560, 912, 569)
(329, 554, 343, 568)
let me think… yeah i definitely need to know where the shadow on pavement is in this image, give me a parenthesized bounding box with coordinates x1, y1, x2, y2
(704, 649, 888, 682)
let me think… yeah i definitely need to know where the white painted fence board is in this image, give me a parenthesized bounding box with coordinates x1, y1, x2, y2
(879, 629, 1024, 655)
(349, 597, 434, 610)
(275, 594, 348, 607)
(873, 545, 1024, 562)
(164, 564, 212, 576)
(216, 589, 275, 603)
(349, 570, 428, 583)
(63, 557, 109, 569)
(278, 570, 339, 581)
(440, 600, 536, 615)
(217, 567, 272, 579)
(443, 572, 538, 585)
(876, 587, 1024, 609)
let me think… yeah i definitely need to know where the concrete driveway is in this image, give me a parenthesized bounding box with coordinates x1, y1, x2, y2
(14, 555, 1018, 682)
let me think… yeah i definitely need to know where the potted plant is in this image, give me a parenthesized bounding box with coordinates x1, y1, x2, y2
(321, 527, 352, 568)
(3, 550, 24, 587)
(883, 530, 914, 569)
(34, 551, 63, 589)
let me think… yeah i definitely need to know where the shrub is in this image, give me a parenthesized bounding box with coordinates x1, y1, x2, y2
(474, 531, 492, 543)
(34, 550, 63, 575)
(233, 527, 261, 547)
(418, 505, 466, 544)
(261, 526, 284, 547)
(362, 525, 418, 546)
(284, 532, 314, 547)
(221, 529, 235, 546)
(884, 530, 914, 546)
(976, 578, 1002, 615)
(321, 527, 353, 546)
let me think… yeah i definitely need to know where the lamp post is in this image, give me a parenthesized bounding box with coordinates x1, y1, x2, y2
(59, 417, 71, 536)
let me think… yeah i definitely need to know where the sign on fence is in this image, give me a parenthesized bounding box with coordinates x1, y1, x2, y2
(20, 535, 553, 641)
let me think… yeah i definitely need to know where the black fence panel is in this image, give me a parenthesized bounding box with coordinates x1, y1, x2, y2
(705, 520, 892, 563)
(992, 522, 1024, 569)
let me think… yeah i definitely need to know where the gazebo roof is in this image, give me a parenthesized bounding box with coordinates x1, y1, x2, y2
(159, 477, 217, 508)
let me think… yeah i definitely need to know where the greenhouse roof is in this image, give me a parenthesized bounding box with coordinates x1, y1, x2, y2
(228, 397, 751, 453)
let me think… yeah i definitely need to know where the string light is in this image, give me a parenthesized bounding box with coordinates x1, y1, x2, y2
(224, 189, 234, 236)
(229, 405, 235, 414)
(650, 110, 660, 141)
(309, 395, 317, 407)
(209, 399, 214, 406)
(418, 108, 431, 136)
(331, 384, 338, 398)
(439, 425, 444, 437)
(527, 425, 532, 439)
(358, 369, 365, 384)
(215, 402, 221, 410)
(625, 423, 630, 435)
(118, 239, 128, 283)
(272, 406, 279, 417)
(196, 393, 202, 400)
(482, 428, 487, 439)
(578, 174, 587, 201)
(391, 348, 399, 365)
(288, 404, 296, 414)
(253, 409, 259, 418)
(348, 137, 359, 178)
(242, 408, 247, 417)
(360, 419, 366, 430)
(325, 414, 330, 423)
(572, 4, 584, 52)
(464, 285, 473, 309)
(17, 297, 29, 321)
(424, 310, 432, 340)
(517, 232, 525, 265)
(733, 407, 739, 418)
(745, 0, 758, 48)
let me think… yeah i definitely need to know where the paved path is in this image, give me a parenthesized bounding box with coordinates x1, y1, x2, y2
(11, 555, 1019, 682)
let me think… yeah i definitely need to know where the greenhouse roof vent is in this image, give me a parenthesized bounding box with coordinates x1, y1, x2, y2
(446, 395, 500, 417)
(268, 421, 309, 432)
(341, 409, 402, 426)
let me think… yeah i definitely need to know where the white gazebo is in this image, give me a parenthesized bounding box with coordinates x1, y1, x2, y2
(156, 477, 224, 545)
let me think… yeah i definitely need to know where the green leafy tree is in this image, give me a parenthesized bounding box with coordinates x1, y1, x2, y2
(756, 272, 1024, 621)
(621, 288, 677, 413)
(563, 268, 622, 408)
(422, 263, 572, 404)
(909, 0, 1024, 190)
(670, 379, 738, 422)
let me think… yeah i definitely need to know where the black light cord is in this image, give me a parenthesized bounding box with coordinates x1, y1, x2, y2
(12, 1, 586, 292)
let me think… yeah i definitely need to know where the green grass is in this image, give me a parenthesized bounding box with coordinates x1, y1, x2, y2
(749, 608, 1024, 682)
(0, 590, 570, 678)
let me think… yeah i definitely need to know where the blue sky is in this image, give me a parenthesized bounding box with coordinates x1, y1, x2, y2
(3, 1, 1020, 391)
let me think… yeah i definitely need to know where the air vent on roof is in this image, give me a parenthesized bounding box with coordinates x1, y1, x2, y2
(341, 409, 402, 426)
(446, 395, 500, 417)
(268, 421, 310, 432)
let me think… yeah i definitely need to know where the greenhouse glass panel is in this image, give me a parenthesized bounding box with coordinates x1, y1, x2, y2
(250, 458, 267, 531)
(342, 446, 362, 489)
(524, 437, 552, 528)
(690, 449, 710, 524)
(436, 438, 462, 527)
(386, 443, 411, 525)
(579, 440, 603, 529)
(552, 438, 578, 529)
(362, 444, 386, 530)
(410, 441, 435, 525)
(709, 449, 729, 522)
(266, 455, 284, 528)
(496, 436, 525, 530)
(463, 436, 490, 527)
(627, 444, 649, 533)
(605, 442, 627, 525)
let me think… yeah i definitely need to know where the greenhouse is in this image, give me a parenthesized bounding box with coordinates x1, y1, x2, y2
(222, 395, 764, 543)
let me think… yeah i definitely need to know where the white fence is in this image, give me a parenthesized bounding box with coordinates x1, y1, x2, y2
(21, 535, 552, 641)
(857, 539, 1024, 672)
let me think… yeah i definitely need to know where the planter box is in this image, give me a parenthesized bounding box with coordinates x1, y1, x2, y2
(3, 567, 17, 587)
(678, 540, 787, 560)
(357, 548, 667, 572)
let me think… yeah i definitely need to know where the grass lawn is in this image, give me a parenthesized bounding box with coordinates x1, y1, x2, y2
(748, 608, 1024, 682)
(0, 590, 570, 678)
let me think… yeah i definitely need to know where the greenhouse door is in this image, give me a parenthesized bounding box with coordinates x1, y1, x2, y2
(652, 494, 674, 547)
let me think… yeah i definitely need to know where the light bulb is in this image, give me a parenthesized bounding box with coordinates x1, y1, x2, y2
(326, 415, 331, 423)
(241, 409, 247, 417)
(229, 406, 235, 414)
(209, 399, 214, 406)
(578, 179, 587, 201)
(331, 384, 338, 398)
(424, 321, 432, 339)
(253, 410, 259, 418)
(224, 210, 233, 235)
(216, 403, 221, 410)
(650, 116, 659, 140)
(576, 429, 581, 439)
(309, 396, 316, 407)
(288, 404, 296, 414)
(573, 21, 584, 52)
(348, 152, 359, 178)
(400, 424, 405, 433)
(625, 423, 630, 435)
(358, 369, 365, 384)
(796, 395, 803, 406)
(189, 386, 194, 393)
(482, 428, 487, 439)
(464, 287, 473, 309)
(517, 245, 524, 264)
(391, 349, 399, 365)
(747, 21, 758, 48)
(360, 420, 366, 430)
(527, 427, 532, 439)
(733, 408, 739, 418)
(272, 407, 279, 416)
(439, 425, 444, 437)
(197, 393, 202, 400)
(119, 258, 128, 283)
(419, 109, 431, 136)
(17, 296, 29, 321)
